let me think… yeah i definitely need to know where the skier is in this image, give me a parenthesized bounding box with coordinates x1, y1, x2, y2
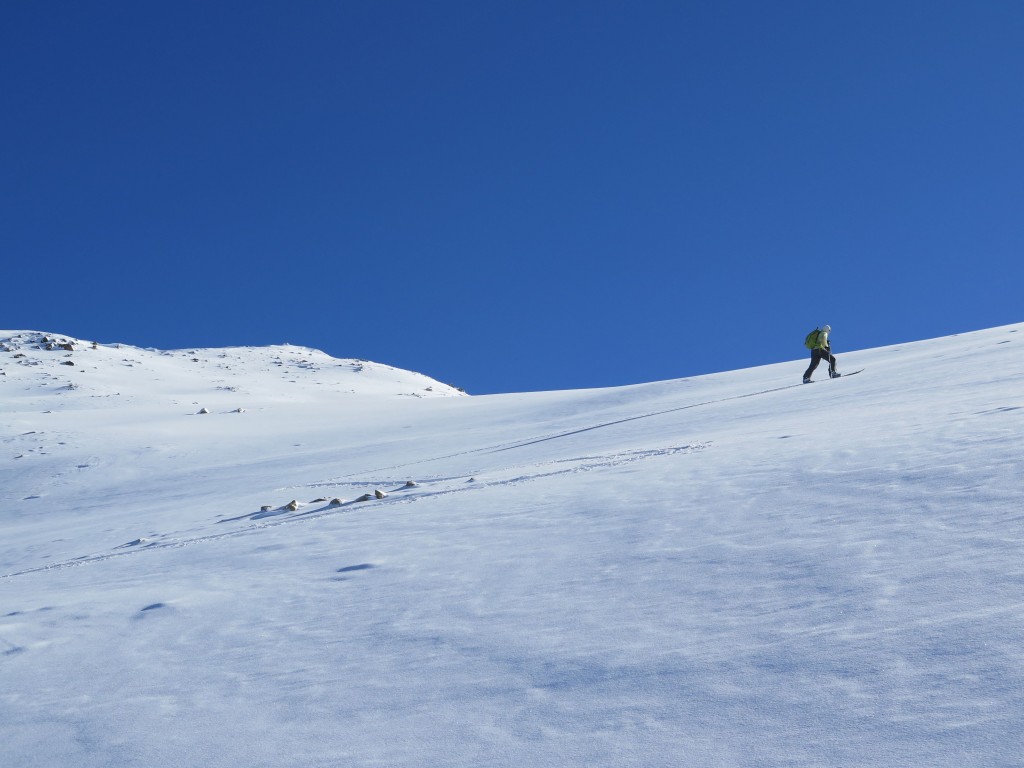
(803, 325, 840, 383)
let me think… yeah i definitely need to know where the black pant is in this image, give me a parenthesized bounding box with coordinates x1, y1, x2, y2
(804, 348, 836, 379)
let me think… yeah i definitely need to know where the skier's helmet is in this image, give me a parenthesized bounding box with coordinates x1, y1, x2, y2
(822, 325, 831, 333)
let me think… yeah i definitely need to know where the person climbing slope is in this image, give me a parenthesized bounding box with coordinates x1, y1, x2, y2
(803, 325, 840, 383)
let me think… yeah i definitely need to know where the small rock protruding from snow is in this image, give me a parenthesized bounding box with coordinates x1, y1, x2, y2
(234, 407, 246, 413)
(374, 489, 388, 499)
(405, 480, 418, 487)
(198, 407, 210, 414)
(329, 498, 344, 506)
(260, 505, 273, 512)
(285, 500, 299, 511)
(355, 494, 374, 502)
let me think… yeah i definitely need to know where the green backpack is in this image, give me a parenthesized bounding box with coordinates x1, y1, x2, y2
(804, 328, 822, 349)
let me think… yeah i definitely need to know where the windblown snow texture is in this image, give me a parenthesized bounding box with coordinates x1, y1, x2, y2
(1, 326, 1022, 767)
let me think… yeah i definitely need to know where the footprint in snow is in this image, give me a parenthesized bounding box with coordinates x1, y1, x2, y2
(115, 538, 151, 549)
(2, 642, 25, 656)
(977, 406, 1021, 415)
(134, 603, 170, 619)
(332, 563, 376, 581)
(337, 563, 375, 573)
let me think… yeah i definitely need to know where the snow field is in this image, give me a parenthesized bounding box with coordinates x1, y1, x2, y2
(1, 325, 1023, 766)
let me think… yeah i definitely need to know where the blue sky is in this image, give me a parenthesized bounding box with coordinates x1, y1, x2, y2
(3, 2, 1022, 394)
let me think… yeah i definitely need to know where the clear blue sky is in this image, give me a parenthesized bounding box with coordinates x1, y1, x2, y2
(3, 2, 1022, 393)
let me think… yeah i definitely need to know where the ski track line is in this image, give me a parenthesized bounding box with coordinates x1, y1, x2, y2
(0, 444, 706, 580)
(290, 444, 710, 492)
(485, 378, 844, 454)
(320, 378, 812, 482)
(392, 443, 709, 497)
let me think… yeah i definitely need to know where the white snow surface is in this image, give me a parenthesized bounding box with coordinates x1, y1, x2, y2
(1, 326, 1022, 767)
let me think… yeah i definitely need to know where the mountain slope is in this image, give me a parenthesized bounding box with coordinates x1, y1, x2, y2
(2, 325, 1022, 767)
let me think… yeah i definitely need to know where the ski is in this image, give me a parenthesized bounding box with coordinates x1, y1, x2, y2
(803, 368, 864, 383)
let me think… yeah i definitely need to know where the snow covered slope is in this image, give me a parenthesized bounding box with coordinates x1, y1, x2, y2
(2, 325, 1022, 767)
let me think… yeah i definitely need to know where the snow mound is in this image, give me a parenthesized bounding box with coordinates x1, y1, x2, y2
(0, 330, 466, 410)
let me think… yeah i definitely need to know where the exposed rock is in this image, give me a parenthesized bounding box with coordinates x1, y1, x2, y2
(355, 494, 374, 502)
(405, 480, 418, 487)
(329, 498, 344, 506)
(311, 497, 328, 503)
(61, 360, 75, 366)
(197, 407, 210, 414)
(374, 489, 388, 499)
(285, 500, 299, 511)
(260, 505, 272, 512)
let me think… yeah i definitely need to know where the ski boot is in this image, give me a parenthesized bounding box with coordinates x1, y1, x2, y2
(829, 370, 842, 379)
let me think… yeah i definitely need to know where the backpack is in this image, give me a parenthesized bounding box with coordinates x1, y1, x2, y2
(804, 328, 822, 349)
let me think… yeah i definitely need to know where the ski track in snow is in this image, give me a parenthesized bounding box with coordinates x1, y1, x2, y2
(305, 375, 812, 483)
(1, 365, 798, 579)
(0, 360, 877, 579)
(0, 442, 708, 579)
